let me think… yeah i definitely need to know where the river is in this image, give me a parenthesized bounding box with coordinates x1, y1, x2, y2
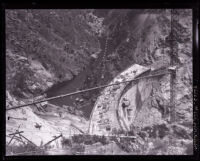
(46, 37, 106, 119)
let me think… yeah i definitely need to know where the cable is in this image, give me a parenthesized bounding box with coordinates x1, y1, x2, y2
(6, 71, 170, 111)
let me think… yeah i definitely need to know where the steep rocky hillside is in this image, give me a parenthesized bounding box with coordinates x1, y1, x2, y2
(6, 9, 103, 154)
(81, 9, 192, 116)
(5, 9, 192, 106)
(88, 9, 193, 155)
(6, 9, 102, 98)
(6, 9, 192, 155)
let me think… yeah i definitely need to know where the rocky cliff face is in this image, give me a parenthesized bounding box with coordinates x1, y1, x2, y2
(82, 9, 192, 88)
(6, 9, 102, 98)
(6, 9, 102, 153)
(88, 9, 193, 155)
(6, 9, 193, 155)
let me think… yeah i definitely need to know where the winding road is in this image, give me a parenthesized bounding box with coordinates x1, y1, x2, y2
(88, 64, 151, 135)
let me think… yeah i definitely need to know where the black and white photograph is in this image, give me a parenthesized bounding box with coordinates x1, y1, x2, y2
(4, 8, 196, 156)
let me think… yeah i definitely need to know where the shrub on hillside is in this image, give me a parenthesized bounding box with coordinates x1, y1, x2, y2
(6, 142, 45, 155)
(61, 138, 72, 147)
(71, 144, 85, 153)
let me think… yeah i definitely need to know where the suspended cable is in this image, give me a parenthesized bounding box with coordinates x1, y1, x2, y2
(6, 71, 171, 111)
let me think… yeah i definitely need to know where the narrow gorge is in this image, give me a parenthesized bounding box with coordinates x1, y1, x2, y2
(6, 9, 193, 155)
